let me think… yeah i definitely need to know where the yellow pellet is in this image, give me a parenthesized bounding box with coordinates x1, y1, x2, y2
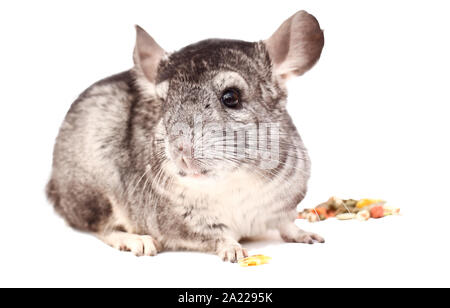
(356, 199, 385, 209)
(238, 254, 272, 267)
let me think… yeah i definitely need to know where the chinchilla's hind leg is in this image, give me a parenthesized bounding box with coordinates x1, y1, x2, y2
(46, 178, 161, 256)
(98, 231, 161, 256)
(46, 179, 114, 233)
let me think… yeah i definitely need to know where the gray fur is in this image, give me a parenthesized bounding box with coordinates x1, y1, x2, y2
(46, 10, 325, 262)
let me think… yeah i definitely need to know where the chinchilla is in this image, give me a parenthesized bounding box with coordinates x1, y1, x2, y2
(46, 10, 325, 262)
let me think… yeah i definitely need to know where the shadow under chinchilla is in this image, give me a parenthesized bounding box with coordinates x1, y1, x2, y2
(239, 230, 284, 250)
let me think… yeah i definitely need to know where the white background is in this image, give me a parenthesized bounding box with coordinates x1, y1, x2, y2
(1, 0, 449, 287)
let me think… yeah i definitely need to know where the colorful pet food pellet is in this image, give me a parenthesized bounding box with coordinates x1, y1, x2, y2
(238, 255, 272, 267)
(356, 199, 385, 209)
(356, 209, 370, 221)
(383, 206, 400, 216)
(298, 197, 400, 222)
(370, 205, 385, 219)
(305, 212, 319, 222)
(336, 213, 356, 220)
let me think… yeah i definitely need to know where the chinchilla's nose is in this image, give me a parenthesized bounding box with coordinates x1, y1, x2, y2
(175, 139, 192, 157)
(173, 139, 202, 175)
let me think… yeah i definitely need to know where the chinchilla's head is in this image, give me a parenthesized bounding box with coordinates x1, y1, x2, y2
(133, 11, 324, 180)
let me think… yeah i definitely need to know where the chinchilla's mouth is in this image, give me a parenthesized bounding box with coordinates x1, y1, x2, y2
(178, 169, 210, 178)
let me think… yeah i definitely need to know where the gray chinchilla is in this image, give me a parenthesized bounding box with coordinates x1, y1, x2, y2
(46, 10, 325, 262)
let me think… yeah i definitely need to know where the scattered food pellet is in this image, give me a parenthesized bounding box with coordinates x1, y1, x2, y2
(356, 209, 370, 221)
(356, 198, 385, 209)
(383, 206, 400, 216)
(336, 213, 356, 220)
(298, 197, 400, 222)
(238, 254, 272, 267)
(305, 212, 319, 222)
(370, 205, 385, 219)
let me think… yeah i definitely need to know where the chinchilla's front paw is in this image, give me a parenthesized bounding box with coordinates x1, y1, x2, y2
(282, 231, 325, 244)
(217, 240, 248, 263)
(279, 223, 325, 244)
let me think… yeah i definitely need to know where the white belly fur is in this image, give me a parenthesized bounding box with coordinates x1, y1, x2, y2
(171, 167, 284, 239)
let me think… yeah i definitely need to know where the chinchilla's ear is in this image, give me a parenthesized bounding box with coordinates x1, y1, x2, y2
(264, 11, 324, 80)
(133, 25, 165, 83)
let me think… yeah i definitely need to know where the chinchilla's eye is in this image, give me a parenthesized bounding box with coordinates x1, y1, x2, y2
(220, 88, 240, 108)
